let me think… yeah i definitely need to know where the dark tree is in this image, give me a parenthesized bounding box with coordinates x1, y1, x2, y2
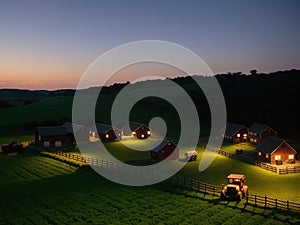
(250, 69, 258, 75)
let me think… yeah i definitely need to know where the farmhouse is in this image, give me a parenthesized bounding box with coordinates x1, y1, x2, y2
(35, 126, 68, 147)
(93, 123, 121, 141)
(256, 136, 297, 164)
(223, 123, 248, 144)
(150, 140, 179, 161)
(248, 123, 277, 145)
(63, 122, 89, 142)
(122, 122, 151, 139)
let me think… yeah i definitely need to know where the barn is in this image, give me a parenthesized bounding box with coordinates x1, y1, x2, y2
(256, 136, 297, 164)
(35, 126, 68, 147)
(122, 122, 151, 139)
(150, 140, 179, 161)
(93, 123, 121, 141)
(248, 123, 277, 145)
(223, 123, 248, 144)
(63, 122, 89, 142)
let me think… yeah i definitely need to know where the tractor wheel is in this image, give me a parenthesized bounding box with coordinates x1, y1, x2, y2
(220, 191, 225, 199)
(237, 192, 243, 202)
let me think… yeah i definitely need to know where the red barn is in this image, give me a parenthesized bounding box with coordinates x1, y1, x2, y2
(35, 126, 68, 147)
(150, 140, 179, 161)
(256, 137, 297, 164)
(94, 123, 121, 142)
(122, 122, 151, 139)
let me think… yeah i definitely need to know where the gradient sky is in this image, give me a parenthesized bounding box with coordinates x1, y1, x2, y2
(0, 0, 299, 90)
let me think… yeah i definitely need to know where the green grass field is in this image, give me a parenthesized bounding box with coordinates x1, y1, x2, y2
(41, 138, 300, 202)
(1, 152, 299, 225)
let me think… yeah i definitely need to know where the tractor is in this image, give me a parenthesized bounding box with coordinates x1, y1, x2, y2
(221, 174, 248, 201)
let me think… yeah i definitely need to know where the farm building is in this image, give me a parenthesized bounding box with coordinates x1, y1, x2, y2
(35, 126, 68, 147)
(63, 122, 89, 142)
(122, 122, 151, 139)
(256, 136, 297, 164)
(248, 123, 277, 145)
(91, 123, 121, 141)
(223, 123, 248, 144)
(150, 140, 179, 161)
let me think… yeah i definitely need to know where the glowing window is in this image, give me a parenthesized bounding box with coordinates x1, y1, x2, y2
(253, 139, 257, 143)
(243, 134, 247, 137)
(237, 133, 241, 138)
(147, 131, 151, 135)
(105, 134, 109, 138)
(289, 155, 294, 159)
(141, 134, 145, 138)
(266, 154, 269, 158)
(44, 141, 50, 147)
(258, 152, 261, 156)
(132, 131, 136, 135)
(275, 155, 281, 160)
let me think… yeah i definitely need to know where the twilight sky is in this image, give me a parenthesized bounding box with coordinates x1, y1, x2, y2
(0, 0, 299, 90)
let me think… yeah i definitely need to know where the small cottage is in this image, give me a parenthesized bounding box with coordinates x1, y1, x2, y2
(35, 126, 68, 147)
(256, 137, 297, 164)
(223, 123, 248, 144)
(122, 122, 151, 139)
(248, 123, 277, 145)
(150, 140, 179, 161)
(93, 123, 121, 141)
(63, 122, 89, 142)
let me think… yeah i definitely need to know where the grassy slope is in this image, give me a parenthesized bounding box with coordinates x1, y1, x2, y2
(0, 153, 299, 225)
(50, 138, 300, 202)
(0, 96, 73, 136)
(180, 148, 300, 202)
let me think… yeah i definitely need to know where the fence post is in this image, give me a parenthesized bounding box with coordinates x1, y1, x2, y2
(287, 200, 289, 210)
(265, 196, 267, 208)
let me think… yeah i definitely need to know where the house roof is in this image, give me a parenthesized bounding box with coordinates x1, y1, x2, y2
(151, 140, 175, 152)
(227, 174, 245, 180)
(95, 123, 121, 134)
(225, 123, 247, 136)
(129, 122, 149, 131)
(248, 123, 274, 134)
(63, 122, 85, 134)
(36, 126, 68, 136)
(256, 136, 295, 154)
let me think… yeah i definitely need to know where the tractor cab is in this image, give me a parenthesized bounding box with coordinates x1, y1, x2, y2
(221, 174, 248, 201)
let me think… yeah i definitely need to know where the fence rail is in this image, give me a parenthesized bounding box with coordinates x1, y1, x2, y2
(46, 150, 300, 213)
(279, 166, 300, 175)
(256, 161, 277, 173)
(53, 151, 118, 169)
(246, 195, 300, 212)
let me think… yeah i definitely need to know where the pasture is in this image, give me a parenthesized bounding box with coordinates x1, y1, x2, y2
(43, 138, 300, 202)
(0, 152, 299, 224)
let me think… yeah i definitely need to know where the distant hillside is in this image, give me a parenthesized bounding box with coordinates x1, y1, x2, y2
(0, 89, 75, 107)
(0, 69, 299, 148)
